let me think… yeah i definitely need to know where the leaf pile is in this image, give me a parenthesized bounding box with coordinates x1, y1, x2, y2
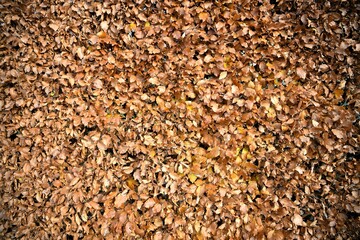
(0, 0, 359, 239)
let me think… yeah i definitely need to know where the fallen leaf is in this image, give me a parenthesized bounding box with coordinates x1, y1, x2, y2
(153, 203, 162, 213)
(97, 31, 107, 38)
(76, 47, 84, 59)
(70, 177, 80, 186)
(199, 12, 209, 21)
(219, 71, 228, 80)
(188, 173, 197, 183)
(126, 178, 138, 190)
(143, 135, 155, 146)
(100, 21, 109, 31)
(296, 67, 306, 79)
(93, 79, 103, 89)
(144, 198, 156, 208)
(331, 129, 345, 139)
(114, 194, 128, 208)
(23, 163, 31, 174)
(88, 200, 101, 210)
(108, 55, 115, 64)
(49, 23, 59, 31)
(206, 146, 220, 158)
(292, 214, 304, 226)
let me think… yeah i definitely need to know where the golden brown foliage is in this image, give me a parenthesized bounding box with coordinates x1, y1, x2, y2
(0, 0, 359, 239)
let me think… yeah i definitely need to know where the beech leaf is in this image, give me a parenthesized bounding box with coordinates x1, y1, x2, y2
(219, 71, 228, 80)
(292, 214, 304, 226)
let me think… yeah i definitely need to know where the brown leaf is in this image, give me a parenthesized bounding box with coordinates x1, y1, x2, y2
(292, 214, 304, 226)
(206, 146, 220, 158)
(76, 47, 84, 59)
(144, 198, 156, 208)
(23, 163, 31, 174)
(199, 12, 209, 21)
(49, 23, 59, 31)
(153, 203, 162, 213)
(114, 194, 128, 208)
(108, 55, 115, 64)
(70, 177, 80, 186)
(331, 129, 345, 139)
(93, 79, 103, 89)
(296, 67, 306, 79)
(87, 200, 101, 210)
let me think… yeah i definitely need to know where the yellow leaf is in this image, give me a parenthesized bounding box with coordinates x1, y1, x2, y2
(334, 89, 343, 99)
(129, 22, 137, 31)
(267, 107, 276, 119)
(149, 150, 156, 158)
(237, 127, 246, 134)
(274, 78, 279, 86)
(266, 62, 274, 69)
(126, 178, 138, 190)
(230, 173, 240, 182)
(235, 147, 241, 156)
(195, 179, 204, 187)
(241, 147, 249, 160)
(188, 173, 197, 183)
(224, 56, 231, 69)
(235, 156, 242, 164)
(186, 103, 194, 111)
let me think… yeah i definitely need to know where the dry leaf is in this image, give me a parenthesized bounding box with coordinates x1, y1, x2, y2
(331, 129, 345, 139)
(292, 214, 304, 226)
(97, 31, 107, 38)
(144, 198, 156, 208)
(296, 67, 307, 79)
(206, 146, 220, 158)
(100, 21, 109, 31)
(199, 12, 209, 21)
(49, 23, 59, 31)
(219, 71, 228, 80)
(143, 135, 155, 146)
(114, 194, 128, 208)
(93, 79, 103, 89)
(76, 47, 84, 59)
(108, 55, 115, 64)
(188, 173, 197, 183)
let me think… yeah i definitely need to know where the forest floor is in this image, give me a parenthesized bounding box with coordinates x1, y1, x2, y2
(0, 0, 359, 239)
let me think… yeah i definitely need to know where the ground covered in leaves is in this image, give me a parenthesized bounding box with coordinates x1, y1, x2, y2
(0, 0, 359, 239)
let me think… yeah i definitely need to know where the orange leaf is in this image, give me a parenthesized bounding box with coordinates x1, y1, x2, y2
(126, 178, 138, 190)
(199, 12, 209, 21)
(334, 89, 343, 99)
